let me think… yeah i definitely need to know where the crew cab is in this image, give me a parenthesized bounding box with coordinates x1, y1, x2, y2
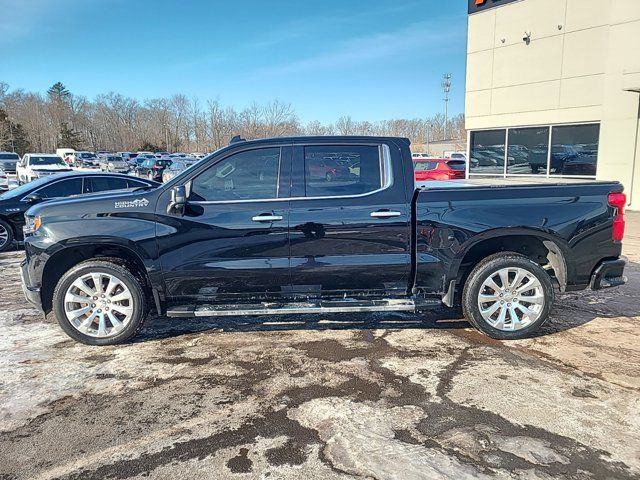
(19, 136, 628, 345)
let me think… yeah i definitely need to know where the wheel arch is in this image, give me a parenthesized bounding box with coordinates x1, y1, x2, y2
(41, 242, 152, 313)
(452, 229, 571, 294)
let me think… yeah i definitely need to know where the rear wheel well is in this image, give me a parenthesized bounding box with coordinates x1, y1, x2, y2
(41, 245, 150, 313)
(456, 235, 566, 300)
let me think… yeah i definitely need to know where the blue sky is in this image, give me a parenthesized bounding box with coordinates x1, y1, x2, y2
(0, 0, 468, 123)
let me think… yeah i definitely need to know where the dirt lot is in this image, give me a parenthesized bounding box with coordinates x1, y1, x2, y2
(0, 214, 639, 480)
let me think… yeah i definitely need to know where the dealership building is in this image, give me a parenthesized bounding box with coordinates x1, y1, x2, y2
(465, 0, 640, 209)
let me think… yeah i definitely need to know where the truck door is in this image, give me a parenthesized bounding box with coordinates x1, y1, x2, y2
(288, 142, 411, 297)
(157, 145, 292, 300)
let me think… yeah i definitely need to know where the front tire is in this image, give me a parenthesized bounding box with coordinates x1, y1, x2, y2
(0, 219, 14, 253)
(462, 253, 554, 340)
(52, 260, 148, 345)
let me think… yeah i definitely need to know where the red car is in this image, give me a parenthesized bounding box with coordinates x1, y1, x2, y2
(307, 158, 350, 182)
(414, 158, 466, 181)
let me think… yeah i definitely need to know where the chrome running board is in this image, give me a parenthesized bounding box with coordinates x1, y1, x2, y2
(166, 298, 437, 318)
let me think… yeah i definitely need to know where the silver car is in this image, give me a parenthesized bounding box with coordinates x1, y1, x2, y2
(100, 155, 130, 173)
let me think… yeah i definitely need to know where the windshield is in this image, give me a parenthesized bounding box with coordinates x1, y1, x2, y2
(79, 153, 96, 159)
(0, 176, 53, 199)
(0, 153, 19, 160)
(30, 156, 67, 166)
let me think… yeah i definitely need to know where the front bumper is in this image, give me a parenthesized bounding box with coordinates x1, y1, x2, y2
(20, 258, 43, 311)
(590, 256, 628, 290)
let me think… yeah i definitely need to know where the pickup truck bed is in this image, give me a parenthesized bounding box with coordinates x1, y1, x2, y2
(19, 136, 628, 345)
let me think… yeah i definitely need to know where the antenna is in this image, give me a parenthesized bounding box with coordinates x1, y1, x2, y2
(442, 73, 452, 140)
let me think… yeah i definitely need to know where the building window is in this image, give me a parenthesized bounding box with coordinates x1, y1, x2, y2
(469, 123, 600, 178)
(549, 124, 599, 177)
(507, 127, 549, 175)
(469, 129, 506, 175)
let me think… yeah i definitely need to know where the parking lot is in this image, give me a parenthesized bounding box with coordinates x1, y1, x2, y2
(0, 214, 637, 479)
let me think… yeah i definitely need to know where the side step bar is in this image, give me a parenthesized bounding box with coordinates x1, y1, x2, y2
(166, 298, 440, 318)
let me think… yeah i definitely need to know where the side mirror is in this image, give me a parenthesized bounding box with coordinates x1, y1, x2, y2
(24, 193, 43, 204)
(167, 185, 187, 215)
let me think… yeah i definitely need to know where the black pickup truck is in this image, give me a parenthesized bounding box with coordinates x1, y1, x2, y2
(19, 136, 628, 345)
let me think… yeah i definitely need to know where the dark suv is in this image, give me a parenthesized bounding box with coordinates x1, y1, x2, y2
(134, 158, 172, 181)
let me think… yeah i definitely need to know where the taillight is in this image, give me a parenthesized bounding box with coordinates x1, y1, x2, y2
(608, 192, 626, 242)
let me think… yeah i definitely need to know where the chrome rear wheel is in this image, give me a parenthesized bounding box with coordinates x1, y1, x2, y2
(477, 267, 545, 331)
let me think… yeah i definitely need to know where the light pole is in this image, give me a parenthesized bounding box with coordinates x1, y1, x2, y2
(442, 74, 452, 140)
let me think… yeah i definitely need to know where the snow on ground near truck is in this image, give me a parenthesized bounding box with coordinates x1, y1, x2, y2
(0, 214, 638, 479)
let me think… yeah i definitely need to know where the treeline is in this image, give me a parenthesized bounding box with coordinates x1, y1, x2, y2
(0, 81, 465, 155)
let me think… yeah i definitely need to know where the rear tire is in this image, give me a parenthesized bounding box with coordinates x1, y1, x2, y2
(462, 253, 554, 340)
(52, 260, 148, 345)
(0, 219, 14, 253)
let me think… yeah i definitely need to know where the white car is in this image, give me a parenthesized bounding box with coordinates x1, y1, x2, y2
(16, 154, 72, 184)
(0, 167, 8, 190)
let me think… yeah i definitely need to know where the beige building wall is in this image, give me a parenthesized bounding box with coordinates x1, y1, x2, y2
(465, 0, 640, 209)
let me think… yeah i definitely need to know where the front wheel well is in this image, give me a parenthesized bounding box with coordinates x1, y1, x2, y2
(455, 235, 567, 296)
(41, 244, 151, 313)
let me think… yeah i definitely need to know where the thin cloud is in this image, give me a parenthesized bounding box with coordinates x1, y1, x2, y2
(255, 19, 464, 77)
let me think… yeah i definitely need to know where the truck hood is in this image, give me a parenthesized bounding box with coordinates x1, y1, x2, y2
(26, 187, 159, 218)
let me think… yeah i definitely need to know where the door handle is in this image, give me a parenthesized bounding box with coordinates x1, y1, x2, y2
(252, 214, 284, 222)
(370, 210, 402, 219)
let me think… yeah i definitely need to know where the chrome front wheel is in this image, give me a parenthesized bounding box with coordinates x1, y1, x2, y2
(64, 272, 134, 338)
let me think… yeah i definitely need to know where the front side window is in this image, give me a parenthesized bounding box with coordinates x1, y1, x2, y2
(470, 130, 506, 175)
(36, 178, 83, 199)
(190, 147, 280, 202)
(304, 145, 381, 197)
(507, 127, 549, 175)
(550, 124, 599, 176)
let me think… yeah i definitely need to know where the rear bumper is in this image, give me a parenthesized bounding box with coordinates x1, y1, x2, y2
(20, 259, 43, 311)
(590, 256, 628, 290)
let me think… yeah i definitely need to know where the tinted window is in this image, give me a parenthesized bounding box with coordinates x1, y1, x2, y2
(0, 153, 19, 160)
(88, 177, 129, 193)
(126, 179, 151, 189)
(550, 124, 599, 176)
(470, 130, 506, 175)
(447, 160, 466, 171)
(191, 147, 280, 202)
(36, 178, 83, 198)
(507, 127, 549, 175)
(304, 145, 381, 197)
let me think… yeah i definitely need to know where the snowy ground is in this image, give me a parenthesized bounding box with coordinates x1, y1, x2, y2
(0, 214, 638, 479)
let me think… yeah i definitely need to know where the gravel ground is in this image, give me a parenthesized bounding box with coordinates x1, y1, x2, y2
(0, 213, 638, 479)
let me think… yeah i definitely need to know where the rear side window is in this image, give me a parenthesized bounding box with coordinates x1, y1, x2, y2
(127, 179, 150, 189)
(304, 145, 381, 197)
(36, 178, 83, 198)
(447, 161, 466, 171)
(87, 177, 129, 193)
(190, 147, 280, 202)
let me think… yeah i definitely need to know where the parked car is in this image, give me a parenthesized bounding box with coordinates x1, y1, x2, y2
(161, 158, 198, 183)
(0, 151, 20, 174)
(0, 172, 157, 252)
(74, 151, 100, 167)
(413, 158, 466, 182)
(99, 155, 130, 173)
(191, 152, 206, 159)
(134, 158, 172, 181)
(118, 152, 137, 162)
(0, 167, 8, 191)
(19, 136, 628, 345)
(307, 157, 350, 182)
(17, 154, 72, 184)
(56, 148, 76, 164)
